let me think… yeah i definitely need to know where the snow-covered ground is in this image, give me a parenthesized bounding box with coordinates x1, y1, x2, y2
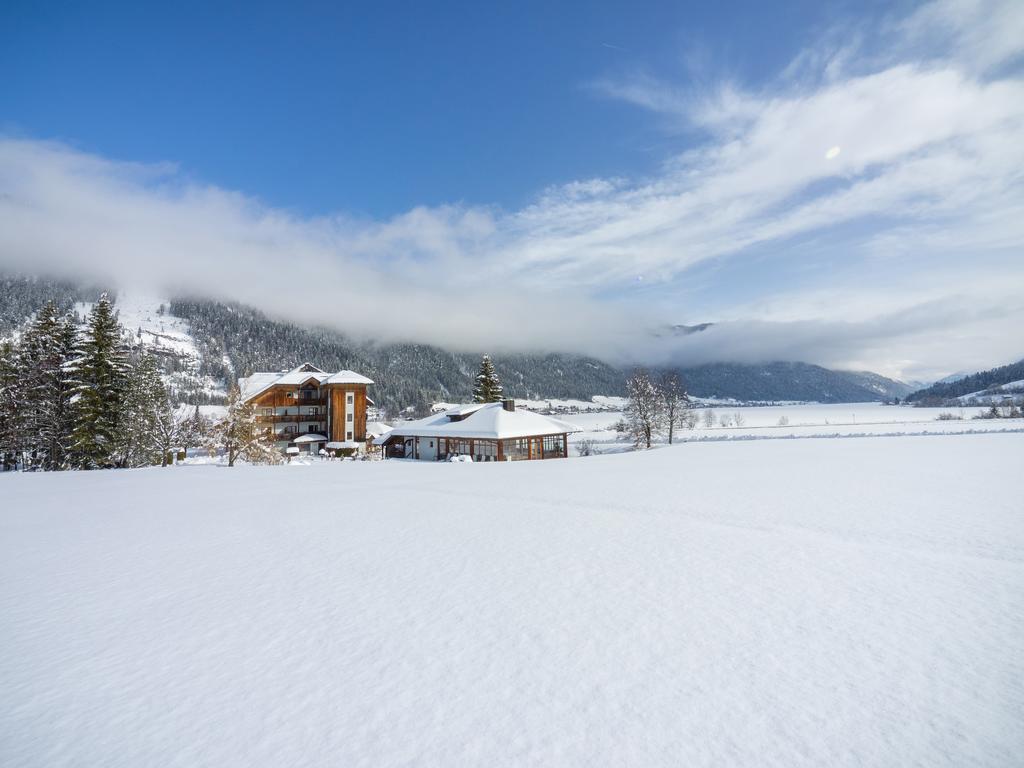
(2, 433, 1022, 767)
(563, 401, 1023, 452)
(956, 379, 1024, 405)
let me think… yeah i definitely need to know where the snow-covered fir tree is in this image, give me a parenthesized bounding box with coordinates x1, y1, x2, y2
(0, 339, 21, 471)
(17, 301, 79, 469)
(151, 389, 181, 467)
(623, 368, 663, 449)
(177, 405, 209, 457)
(211, 386, 281, 467)
(472, 354, 503, 403)
(116, 351, 172, 467)
(71, 294, 129, 468)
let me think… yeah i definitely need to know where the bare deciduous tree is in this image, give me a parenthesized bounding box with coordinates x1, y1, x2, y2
(702, 409, 715, 429)
(624, 368, 663, 449)
(211, 386, 281, 467)
(733, 411, 745, 427)
(657, 371, 691, 445)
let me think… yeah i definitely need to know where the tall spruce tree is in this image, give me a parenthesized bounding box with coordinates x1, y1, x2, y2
(72, 295, 128, 468)
(0, 339, 21, 471)
(472, 354, 503, 403)
(116, 352, 171, 467)
(17, 302, 79, 470)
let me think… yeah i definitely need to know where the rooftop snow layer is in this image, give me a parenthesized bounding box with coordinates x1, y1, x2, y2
(379, 402, 581, 442)
(239, 364, 373, 401)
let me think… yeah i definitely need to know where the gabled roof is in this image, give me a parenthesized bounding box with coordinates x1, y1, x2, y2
(376, 402, 581, 443)
(239, 363, 373, 401)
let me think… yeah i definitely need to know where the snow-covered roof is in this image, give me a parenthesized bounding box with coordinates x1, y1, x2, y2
(365, 421, 393, 438)
(293, 433, 328, 444)
(376, 402, 581, 444)
(323, 370, 375, 385)
(239, 363, 373, 401)
(447, 403, 485, 417)
(326, 441, 360, 450)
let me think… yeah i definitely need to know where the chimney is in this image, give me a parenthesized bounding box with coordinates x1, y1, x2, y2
(502, 399, 515, 412)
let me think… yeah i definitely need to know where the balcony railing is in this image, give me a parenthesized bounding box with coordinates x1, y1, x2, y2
(256, 414, 326, 423)
(288, 396, 327, 406)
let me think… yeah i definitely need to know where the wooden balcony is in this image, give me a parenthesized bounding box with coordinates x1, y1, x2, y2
(287, 396, 327, 406)
(256, 414, 326, 423)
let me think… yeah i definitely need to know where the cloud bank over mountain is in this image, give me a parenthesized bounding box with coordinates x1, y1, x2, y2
(1, 0, 1022, 380)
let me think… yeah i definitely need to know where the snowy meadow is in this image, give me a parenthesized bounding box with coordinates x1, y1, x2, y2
(563, 401, 1021, 452)
(2, 431, 1022, 767)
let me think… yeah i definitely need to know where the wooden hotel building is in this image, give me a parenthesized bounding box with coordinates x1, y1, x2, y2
(238, 363, 374, 454)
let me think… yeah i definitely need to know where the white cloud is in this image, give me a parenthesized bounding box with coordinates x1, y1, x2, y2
(1, 0, 1022, 380)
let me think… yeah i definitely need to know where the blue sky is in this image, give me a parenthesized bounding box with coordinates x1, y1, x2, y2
(2, 0, 883, 216)
(1, 0, 1022, 379)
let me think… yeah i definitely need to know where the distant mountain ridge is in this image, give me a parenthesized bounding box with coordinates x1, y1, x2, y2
(1, 274, 914, 408)
(674, 361, 913, 403)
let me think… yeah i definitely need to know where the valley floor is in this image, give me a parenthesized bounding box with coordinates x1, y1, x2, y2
(1, 433, 1022, 767)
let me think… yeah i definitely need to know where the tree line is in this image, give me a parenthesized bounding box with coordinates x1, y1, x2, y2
(0, 296, 280, 471)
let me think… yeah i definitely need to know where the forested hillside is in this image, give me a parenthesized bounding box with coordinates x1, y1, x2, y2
(677, 362, 913, 403)
(167, 299, 626, 409)
(0, 276, 106, 334)
(2, 275, 917, 409)
(906, 359, 1024, 404)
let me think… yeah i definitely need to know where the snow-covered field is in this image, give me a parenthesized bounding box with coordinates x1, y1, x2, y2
(563, 402, 1023, 451)
(2, 432, 1022, 767)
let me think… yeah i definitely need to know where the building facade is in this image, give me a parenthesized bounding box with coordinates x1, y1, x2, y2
(377, 400, 580, 461)
(238, 364, 374, 454)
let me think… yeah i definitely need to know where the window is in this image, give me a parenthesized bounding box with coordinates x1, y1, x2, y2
(347, 413, 353, 423)
(308, 406, 319, 416)
(346, 431, 353, 441)
(503, 438, 530, 460)
(474, 440, 497, 462)
(284, 425, 296, 434)
(261, 408, 272, 417)
(543, 434, 565, 458)
(444, 438, 472, 457)
(347, 393, 354, 404)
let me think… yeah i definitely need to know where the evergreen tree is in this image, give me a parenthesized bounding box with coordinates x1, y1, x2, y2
(17, 302, 79, 470)
(151, 373, 179, 467)
(116, 352, 170, 467)
(211, 386, 280, 466)
(472, 354, 503, 403)
(0, 339, 21, 471)
(71, 295, 129, 468)
(177, 405, 207, 457)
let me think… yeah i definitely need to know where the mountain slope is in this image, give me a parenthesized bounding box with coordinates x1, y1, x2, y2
(906, 359, 1024, 405)
(167, 298, 626, 409)
(1, 275, 914, 408)
(676, 361, 913, 403)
